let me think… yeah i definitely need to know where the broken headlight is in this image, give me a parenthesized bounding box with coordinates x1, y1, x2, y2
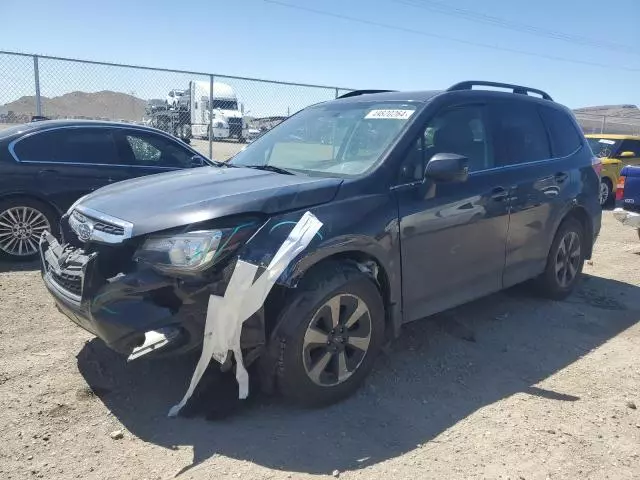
(134, 230, 223, 274)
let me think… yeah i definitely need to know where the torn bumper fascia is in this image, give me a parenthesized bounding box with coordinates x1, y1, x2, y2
(169, 211, 323, 416)
(39, 233, 267, 361)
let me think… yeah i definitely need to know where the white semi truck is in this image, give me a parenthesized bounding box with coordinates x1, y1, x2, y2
(148, 81, 247, 143)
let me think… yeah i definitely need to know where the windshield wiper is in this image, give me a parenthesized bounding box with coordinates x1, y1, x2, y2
(244, 164, 296, 175)
(210, 160, 238, 167)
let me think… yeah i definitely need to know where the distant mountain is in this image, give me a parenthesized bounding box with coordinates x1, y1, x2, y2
(573, 104, 640, 118)
(573, 104, 640, 135)
(2, 90, 147, 121)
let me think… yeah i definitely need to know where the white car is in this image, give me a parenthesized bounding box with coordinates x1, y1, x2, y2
(166, 89, 185, 108)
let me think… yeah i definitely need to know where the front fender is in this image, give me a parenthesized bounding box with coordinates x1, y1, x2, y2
(235, 193, 403, 333)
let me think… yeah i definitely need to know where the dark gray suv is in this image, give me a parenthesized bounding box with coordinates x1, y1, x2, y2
(39, 81, 602, 407)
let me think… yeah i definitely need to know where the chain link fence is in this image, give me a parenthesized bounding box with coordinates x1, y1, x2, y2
(574, 113, 640, 136)
(2, 51, 639, 161)
(0, 51, 354, 161)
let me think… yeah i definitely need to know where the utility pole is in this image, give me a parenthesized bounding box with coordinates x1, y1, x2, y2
(33, 55, 42, 117)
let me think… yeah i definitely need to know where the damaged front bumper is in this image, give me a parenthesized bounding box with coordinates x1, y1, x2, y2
(39, 232, 265, 360)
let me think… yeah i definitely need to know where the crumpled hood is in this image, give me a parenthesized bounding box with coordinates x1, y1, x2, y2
(76, 166, 342, 236)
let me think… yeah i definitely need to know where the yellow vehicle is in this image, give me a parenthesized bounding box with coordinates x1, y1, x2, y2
(586, 134, 640, 206)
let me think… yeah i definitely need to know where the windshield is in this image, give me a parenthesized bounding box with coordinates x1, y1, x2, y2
(212, 100, 238, 110)
(229, 101, 418, 177)
(587, 137, 621, 158)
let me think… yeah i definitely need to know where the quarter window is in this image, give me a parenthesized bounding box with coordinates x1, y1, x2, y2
(491, 102, 551, 165)
(539, 106, 583, 157)
(13, 128, 119, 164)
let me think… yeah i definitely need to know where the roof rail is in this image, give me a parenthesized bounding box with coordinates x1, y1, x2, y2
(337, 90, 396, 99)
(447, 81, 553, 101)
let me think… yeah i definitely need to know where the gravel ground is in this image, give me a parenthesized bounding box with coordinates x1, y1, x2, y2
(0, 211, 639, 480)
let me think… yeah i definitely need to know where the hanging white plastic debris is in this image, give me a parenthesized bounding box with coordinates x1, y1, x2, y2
(168, 211, 323, 417)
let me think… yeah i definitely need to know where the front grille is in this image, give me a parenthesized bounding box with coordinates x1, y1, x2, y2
(94, 222, 125, 236)
(49, 267, 82, 296)
(228, 117, 243, 136)
(69, 210, 126, 242)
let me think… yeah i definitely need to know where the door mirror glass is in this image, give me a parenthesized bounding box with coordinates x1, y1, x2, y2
(425, 152, 469, 183)
(619, 151, 635, 158)
(190, 155, 206, 167)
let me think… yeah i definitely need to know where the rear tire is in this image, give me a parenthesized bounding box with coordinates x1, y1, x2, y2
(275, 262, 385, 407)
(535, 218, 585, 300)
(600, 178, 613, 207)
(0, 198, 58, 262)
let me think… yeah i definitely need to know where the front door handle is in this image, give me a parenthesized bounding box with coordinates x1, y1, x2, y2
(491, 187, 509, 201)
(555, 172, 569, 183)
(37, 169, 58, 177)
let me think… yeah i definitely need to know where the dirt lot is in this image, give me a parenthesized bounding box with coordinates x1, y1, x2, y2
(0, 212, 639, 480)
(189, 138, 244, 162)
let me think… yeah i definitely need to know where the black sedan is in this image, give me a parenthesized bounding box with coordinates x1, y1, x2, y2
(0, 119, 212, 261)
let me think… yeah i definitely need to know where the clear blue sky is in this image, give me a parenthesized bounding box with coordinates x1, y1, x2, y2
(1, 0, 639, 112)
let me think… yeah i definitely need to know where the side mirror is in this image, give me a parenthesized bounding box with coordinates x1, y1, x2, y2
(425, 153, 469, 183)
(190, 155, 206, 168)
(619, 151, 635, 159)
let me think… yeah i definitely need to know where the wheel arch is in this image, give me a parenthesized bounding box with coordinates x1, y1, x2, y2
(269, 244, 400, 342)
(555, 205, 594, 259)
(0, 192, 63, 217)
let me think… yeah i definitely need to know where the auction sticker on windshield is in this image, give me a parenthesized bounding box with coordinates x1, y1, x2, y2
(599, 139, 616, 145)
(365, 109, 415, 120)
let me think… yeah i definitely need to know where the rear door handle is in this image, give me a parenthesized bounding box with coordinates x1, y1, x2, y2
(491, 187, 509, 201)
(555, 172, 569, 183)
(37, 169, 59, 177)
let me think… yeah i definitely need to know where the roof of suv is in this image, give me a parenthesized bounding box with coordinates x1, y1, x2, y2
(334, 90, 444, 104)
(332, 81, 557, 107)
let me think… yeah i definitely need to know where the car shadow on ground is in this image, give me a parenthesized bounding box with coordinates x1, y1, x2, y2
(76, 274, 640, 476)
(0, 260, 39, 273)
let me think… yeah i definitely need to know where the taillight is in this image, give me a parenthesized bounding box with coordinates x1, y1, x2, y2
(592, 157, 602, 177)
(616, 175, 626, 201)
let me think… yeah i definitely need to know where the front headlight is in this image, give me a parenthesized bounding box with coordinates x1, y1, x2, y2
(134, 230, 223, 274)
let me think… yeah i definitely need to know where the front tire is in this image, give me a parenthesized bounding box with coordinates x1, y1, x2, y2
(0, 198, 57, 261)
(535, 218, 585, 300)
(275, 263, 385, 407)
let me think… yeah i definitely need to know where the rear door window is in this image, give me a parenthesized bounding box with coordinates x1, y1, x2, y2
(539, 106, 583, 157)
(490, 102, 551, 166)
(13, 128, 120, 165)
(123, 131, 194, 168)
